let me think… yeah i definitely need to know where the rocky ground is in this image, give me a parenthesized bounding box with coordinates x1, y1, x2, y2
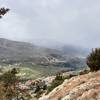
(39, 71, 100, 100)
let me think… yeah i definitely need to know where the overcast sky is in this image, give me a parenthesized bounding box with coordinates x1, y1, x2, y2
(0, 0, 100, 48)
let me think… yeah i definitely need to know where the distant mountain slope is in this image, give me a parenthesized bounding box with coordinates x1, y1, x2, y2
(0, 38, 65, 63)
(0, 38, 87, 68)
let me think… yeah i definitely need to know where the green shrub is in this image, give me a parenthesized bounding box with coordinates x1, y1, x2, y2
(47, 73, 64, 94)
(0, 68, 19, 100)
(0, 68, 32, 100)
(87, 48, 100, 71)
(47, 79, 64, 94)
(35, 90, 44, 98)
(55, 72, 63, 80)
(79, 69, 90, 75)
(34, 80, 47, 98)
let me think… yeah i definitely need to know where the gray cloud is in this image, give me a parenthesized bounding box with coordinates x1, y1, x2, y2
(0, 0, 100, 48)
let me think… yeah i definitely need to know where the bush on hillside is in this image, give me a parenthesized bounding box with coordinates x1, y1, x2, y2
(34, 80, 47, 98)
(0, 68, 19, 100)
(79, 69, 90, 75)
(87, 48, 100, 71)
(0, 68, 32, 100)
(47, 72, 64, 94)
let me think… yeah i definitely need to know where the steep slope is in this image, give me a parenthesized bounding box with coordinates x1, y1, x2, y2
(39, 71, 100, 100)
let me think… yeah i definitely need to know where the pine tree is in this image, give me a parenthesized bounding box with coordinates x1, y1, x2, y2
(87, 48, 100, 71)
(0, 7, 10, 18)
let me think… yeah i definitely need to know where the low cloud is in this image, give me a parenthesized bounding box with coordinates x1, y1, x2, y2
(0, 0, 100, 48)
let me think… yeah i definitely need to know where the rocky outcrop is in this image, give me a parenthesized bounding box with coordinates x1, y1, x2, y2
(39, 71, 100, 100)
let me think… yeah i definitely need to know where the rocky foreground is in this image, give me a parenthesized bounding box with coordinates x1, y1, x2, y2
(39, 71, 100, 100)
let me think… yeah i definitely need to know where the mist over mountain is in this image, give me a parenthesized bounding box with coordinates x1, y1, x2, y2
(1, 0, 100, 49)
(30, 38, 89, 57)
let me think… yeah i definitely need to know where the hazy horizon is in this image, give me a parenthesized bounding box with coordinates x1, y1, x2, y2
(0, 0, 100, 49)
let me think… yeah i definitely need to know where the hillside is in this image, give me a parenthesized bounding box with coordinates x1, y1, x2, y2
(39, 71, 100, 100)
(0, 38, 64, 63)
(0, 38, 87, 69)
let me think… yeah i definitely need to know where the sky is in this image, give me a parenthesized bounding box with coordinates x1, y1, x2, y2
(0, 0, 100, 48)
